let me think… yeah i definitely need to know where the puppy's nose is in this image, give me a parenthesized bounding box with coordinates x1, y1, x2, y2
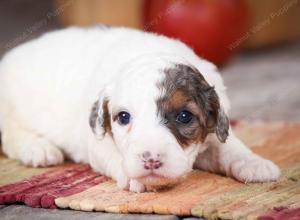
(144, 158, 163, 170)
(142, 151, 162, 170)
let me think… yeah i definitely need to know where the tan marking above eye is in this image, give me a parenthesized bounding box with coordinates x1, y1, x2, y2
(169, 90, 189, 109)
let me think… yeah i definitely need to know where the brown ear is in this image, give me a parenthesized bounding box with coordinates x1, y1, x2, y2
(204, 87, 229, 143)
(89, 97, 112, 139)
(215, 107, 229, 143)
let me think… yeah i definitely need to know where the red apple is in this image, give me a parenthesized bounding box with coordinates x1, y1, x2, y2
(143, 0, 249, 66)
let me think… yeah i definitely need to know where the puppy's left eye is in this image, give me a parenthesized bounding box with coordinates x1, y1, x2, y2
(117, 111, 131, 125)
(176, 110, 193, 124)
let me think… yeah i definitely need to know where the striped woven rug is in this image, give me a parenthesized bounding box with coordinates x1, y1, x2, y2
(0, 121, 299, 220)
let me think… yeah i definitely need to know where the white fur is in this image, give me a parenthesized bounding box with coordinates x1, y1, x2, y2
(0, 27, 280, 192)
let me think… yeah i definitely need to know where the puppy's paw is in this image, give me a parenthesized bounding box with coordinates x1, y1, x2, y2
(129, 179, 146, 193)
(231, 155, 280, 183)
(20, 142, 64, 167)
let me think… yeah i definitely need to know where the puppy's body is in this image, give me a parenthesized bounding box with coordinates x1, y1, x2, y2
(0, 27, 280, 192)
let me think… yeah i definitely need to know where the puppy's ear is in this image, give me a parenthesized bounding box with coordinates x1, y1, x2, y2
(205, 87, 229, 143)
(89, 95, 112, 139)
(215, 107, 229, 143)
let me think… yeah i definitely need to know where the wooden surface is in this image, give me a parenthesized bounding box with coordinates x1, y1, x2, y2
(54, 0, 143, 28)
(223, 43, 300, 122)
(245, 0, 300, 48)
(0, 205, 180, 220)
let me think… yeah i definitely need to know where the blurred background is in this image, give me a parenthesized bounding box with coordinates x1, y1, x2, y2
(0, 0, 299, 121)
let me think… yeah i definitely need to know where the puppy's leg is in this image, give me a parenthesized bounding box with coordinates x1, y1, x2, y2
(2, 118, 64, 167)
(194, 130, 280, 183)
(88, 135, 146, 192)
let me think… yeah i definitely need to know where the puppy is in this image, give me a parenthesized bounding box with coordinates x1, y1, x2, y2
(0, 27, 280, 192)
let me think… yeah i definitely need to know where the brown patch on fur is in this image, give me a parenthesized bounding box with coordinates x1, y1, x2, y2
(156, 64, 229, 148)
(89, 98, 113, 138)
(112, 112, 118, 122)
(102, 99, 113, 137)
(168, 90, 190, 110)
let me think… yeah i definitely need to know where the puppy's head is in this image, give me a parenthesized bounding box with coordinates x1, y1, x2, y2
(89, 63, 229, 188)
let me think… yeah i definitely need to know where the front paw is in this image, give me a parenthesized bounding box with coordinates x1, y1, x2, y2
(20, 143, 64, 167)
(230, 155, 281, 183)
(115, 172, 145, 193)
(129, 179, 145, 193)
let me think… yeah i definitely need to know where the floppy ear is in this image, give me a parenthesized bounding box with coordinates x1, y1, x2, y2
(215, 107, 229, 143)
(89, 92, 112, 139)
(205, 87, 229, 143)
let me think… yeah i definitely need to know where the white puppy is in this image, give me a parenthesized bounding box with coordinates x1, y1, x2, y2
(0, 27, 280, 192)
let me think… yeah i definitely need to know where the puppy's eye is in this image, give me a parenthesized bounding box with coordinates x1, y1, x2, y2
(176, 110, 193, 124)
(117, 111, 131, 125)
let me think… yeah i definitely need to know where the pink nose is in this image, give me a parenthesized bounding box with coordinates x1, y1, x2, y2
(142, 151, 163, 170)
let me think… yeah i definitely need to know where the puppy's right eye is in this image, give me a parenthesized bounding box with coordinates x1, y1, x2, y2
(117, 111, 131, 125)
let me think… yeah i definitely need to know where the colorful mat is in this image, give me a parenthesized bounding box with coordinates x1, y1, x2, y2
(0, 121, 299, 220)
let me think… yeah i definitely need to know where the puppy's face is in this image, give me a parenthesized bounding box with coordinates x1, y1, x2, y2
(90, 64, 229, 187)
